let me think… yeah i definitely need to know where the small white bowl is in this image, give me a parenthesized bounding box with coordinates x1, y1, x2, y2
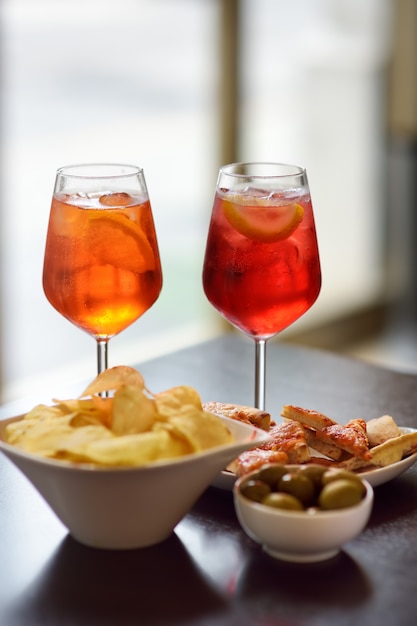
(234, 470, 374, 563)
(0, 414, 269, 550)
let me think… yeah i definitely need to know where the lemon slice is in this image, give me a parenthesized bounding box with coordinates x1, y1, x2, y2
(222, 197, 304, 242)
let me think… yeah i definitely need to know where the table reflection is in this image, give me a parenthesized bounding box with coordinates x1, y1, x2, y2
(2, 533, 229, 626)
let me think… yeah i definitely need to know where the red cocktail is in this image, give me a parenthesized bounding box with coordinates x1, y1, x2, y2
(203, 163, 321, 409)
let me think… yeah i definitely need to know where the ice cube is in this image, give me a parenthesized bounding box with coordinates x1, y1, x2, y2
(242, 186, 270, 199)
(99, 192, 133, 207)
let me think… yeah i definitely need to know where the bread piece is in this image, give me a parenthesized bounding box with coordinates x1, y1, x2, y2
(203, 401, 271, 431)
(281, 405, 336, 431)
(339, 430, 417, 471)
(366, 415, 402, 447)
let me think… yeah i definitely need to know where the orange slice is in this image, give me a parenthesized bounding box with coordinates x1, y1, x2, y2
(88, 211, 155, 272)
(222, 196, 304, 242)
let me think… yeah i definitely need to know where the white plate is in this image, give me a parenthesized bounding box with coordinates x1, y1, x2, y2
(212, 426, 417, 490)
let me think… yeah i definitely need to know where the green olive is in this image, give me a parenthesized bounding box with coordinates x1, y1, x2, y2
(318, 478, 365, 510)
(262, 492, 304, 511)
(240, 479, 271, 503)
(322, 469, 366, 496)
(297, 464, 327, 493)
(278, 472, 315, 506)
(257, 464, 288, 488)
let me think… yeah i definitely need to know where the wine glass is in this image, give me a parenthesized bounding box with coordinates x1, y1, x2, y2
(202, 162, 321, 410)
(43, 163, 163, 375)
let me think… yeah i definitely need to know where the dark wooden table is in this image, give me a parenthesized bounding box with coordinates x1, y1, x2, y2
(1, 334, 417, 626)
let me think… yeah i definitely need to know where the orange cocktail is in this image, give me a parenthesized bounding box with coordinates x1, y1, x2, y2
(43, 191, 162, 339)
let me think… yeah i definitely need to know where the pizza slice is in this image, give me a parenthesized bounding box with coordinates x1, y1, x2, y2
(228, 448, 289, 477)
(228, 419, 310, 476)
(303, 425, 349, 462)
(281, 405, 337, 430)
(203, 401, 271, 431)
(262, 421, 311, 463)
(315, 419, 371, 460)
(282, 406, 371, 460)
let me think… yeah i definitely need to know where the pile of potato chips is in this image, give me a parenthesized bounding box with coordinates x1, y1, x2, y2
(5, 366, 233, 467)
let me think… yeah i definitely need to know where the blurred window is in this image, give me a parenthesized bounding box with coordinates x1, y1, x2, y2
(0, 0, 220, 401)
(239, 0, 393, 329)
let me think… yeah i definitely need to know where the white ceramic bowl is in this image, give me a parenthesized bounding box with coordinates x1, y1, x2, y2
(234, 469, 374, 563)
(0, 414, 269, 550)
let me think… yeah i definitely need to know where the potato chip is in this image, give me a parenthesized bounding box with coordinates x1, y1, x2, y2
(8, 414, 113, 457)
(5, 418, 51, 446)
(53, 398, 111, 428)
(6, 404, 66, 445)
(14, 415, 75, 454)
(69, 412, 106, 429)
(90, 395, 113, 428)
(66, 429, 190, 466)
(51, 425, 114, 458)
(157, 408, 234, 452)
(155, 386, 202, 420)
(4, 366, 233, 467)
(112, 385, 157, 435)
(23, 403, 65, 421)
(79, 365, 145, 398)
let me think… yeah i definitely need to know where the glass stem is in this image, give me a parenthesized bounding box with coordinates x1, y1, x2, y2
(97, 339, 109, 375)
(254, 338, 266, 410)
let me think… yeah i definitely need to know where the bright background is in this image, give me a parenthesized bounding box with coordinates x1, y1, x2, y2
(0, 0, 393, 402)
